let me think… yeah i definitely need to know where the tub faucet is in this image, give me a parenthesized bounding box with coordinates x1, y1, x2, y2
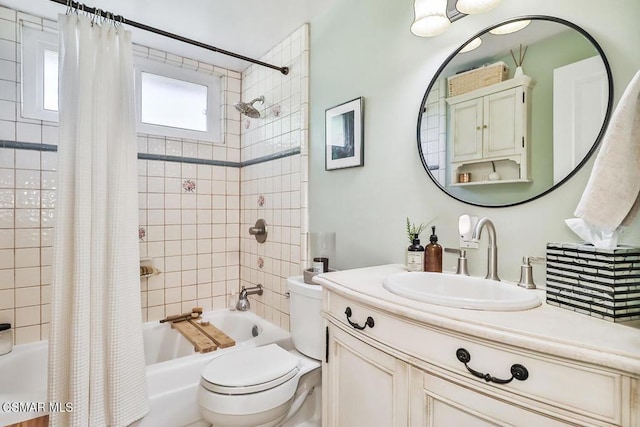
(236, 285, 264, 311)
(471, 217, 500, 281)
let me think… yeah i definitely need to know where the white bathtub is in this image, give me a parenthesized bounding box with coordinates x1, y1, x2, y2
(0, 339, 48, 426)
(0, 309, 292, 427)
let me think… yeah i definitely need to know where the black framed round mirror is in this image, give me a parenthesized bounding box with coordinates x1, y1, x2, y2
(417, 15, 613, 207)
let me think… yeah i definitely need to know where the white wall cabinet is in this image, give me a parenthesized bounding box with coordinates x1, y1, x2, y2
(446, 75, 533, 186)
(322, 289, 639, 427)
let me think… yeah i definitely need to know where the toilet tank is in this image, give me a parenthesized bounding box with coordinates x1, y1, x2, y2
(287, 276, 323, 360)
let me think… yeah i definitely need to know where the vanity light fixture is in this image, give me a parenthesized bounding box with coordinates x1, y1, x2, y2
(489, 19, 531, 35)
(410, 0, 451, 37)
(459, 37, 482, 53)
(455, 0, 501, 15)
(411, 0, 502, 38)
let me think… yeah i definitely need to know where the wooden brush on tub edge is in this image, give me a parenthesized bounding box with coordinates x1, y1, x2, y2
(159, 307, 203, 323)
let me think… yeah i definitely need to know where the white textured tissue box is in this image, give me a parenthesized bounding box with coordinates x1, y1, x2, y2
(546, 243, 640, 322)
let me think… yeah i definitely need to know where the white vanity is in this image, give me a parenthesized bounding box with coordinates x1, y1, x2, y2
(315, 265, 640, 426)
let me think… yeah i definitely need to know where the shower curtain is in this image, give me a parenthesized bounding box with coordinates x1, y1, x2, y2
(48, 13, 149, 426)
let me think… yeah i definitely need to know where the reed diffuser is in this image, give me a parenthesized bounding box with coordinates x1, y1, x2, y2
(510, 44, 528, 77)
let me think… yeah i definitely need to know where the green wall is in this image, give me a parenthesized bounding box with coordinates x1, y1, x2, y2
(309, 0, 640, 283)
(501, 30, 599, 199)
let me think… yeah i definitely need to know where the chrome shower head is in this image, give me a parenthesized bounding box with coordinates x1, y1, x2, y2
(234, 95, 264, 118)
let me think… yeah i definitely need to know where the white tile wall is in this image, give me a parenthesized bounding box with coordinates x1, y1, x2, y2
(421, 77, 448, 185)
(1, 6, 310, 343)
(0, 5, 243, 343)
(239, 25, 310, 330)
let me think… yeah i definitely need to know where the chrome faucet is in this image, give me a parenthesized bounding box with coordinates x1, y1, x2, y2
(471, 217, 500, 281)
(235, 284, 264, 311)
(444, 248, 469, 275)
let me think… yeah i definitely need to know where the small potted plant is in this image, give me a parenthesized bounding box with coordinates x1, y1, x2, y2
(406, 218, 428, 271)
(406, 217, 427, 243)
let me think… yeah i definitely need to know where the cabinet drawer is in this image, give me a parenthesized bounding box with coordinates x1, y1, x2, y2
(413, 367, 582, 427)
(325, 291, 622, 425)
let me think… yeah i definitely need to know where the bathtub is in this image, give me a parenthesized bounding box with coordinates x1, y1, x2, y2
(0, 339, 48, 426)
(0, 309, 292, 427)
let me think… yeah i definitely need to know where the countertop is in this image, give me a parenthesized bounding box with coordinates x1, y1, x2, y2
(314, 264, 640, 375)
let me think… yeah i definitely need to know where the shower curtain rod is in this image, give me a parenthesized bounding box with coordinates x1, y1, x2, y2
(48, 0, 290, 75)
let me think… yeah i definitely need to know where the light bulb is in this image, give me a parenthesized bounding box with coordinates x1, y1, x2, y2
(456, 0, 501, 14)
(411, 0, 451, 37)
(459, 37, 482, 53)
(489, 20, 531, 35)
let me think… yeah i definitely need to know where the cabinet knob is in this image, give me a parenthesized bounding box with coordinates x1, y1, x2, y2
(483, 124, 488, 129)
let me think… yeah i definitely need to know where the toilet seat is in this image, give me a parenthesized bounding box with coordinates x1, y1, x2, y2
(198, 277, 323, 427)
(201, 344, 300, 395)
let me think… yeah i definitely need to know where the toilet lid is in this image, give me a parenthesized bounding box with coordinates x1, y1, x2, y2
(201, 344, 300, 395)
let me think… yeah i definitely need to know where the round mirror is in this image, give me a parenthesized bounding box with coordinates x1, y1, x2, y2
(417, 16, 613, 207)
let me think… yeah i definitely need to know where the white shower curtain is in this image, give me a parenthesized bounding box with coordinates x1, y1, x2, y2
(48, 13, 149, 426)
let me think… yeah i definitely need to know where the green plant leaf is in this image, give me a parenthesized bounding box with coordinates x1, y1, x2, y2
(406, 217, 428, 243)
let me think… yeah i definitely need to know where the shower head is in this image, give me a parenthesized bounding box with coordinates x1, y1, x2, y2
(234, 95, 265, 118)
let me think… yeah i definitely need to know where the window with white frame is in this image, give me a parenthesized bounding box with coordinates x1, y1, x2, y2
(21, 23, 223, 143)
(134, 58, 222, 143)
(21, 24, 59, 122)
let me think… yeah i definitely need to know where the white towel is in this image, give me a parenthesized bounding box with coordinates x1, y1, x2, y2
(574, 69, 640, 231)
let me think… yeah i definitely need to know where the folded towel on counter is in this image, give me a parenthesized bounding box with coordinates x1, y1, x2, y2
(572, 69, 640, 240)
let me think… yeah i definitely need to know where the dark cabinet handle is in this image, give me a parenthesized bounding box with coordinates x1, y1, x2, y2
(456, 348, 529, 384)
(344, 307, 375, 330)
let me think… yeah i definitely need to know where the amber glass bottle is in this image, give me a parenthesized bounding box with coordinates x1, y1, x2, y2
(424, 226, 443, 272)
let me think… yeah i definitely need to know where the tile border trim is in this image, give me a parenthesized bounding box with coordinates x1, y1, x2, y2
(0, 140, 301, 167)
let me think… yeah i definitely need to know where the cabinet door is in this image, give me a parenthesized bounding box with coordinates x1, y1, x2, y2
(409, 367, 578, 427)
(323, 323, 409, 427)
(449, 98, 483, 162)
(483, 88, 520, 158)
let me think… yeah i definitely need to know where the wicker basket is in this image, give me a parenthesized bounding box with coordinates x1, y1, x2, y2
(448, 61, 509, 97)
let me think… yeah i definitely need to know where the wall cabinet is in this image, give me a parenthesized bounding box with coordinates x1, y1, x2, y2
(322, 289, 639, 427)
(446, 75, 533, 186)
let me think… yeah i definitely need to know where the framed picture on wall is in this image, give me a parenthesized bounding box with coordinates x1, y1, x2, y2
(325, 97, 364, 170)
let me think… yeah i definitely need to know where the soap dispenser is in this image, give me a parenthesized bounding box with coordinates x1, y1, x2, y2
(407, 235, 425, 272)
(425, 226, 443, 272)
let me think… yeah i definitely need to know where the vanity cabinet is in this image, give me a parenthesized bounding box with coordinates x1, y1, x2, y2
(323, 324, 410, 426)
(410, 367, 576, 426)
(322, 288, 638, 427)
(446, 75, 533, 185)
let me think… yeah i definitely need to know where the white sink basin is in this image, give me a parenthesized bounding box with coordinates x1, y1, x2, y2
(382, 272, 541, 311)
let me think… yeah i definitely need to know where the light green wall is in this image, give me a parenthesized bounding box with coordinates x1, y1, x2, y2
(499, 30, 599, 198)
(309, 0, 640, 283)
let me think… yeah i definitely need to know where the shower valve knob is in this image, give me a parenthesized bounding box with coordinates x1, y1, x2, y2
(249, 219, 268, 243)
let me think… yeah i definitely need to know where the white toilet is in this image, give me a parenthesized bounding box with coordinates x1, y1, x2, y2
(197, 276, 323, 427)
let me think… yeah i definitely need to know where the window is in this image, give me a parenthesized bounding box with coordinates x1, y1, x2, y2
(134, 58, 222, 142)
(21, 24, 223, 143)
(43, 50, 59, 111)
(140, 72, 207, 131)
(21, 24, 59, 122)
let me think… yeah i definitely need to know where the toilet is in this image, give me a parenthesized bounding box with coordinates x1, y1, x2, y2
(197, 276, 323, 427)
